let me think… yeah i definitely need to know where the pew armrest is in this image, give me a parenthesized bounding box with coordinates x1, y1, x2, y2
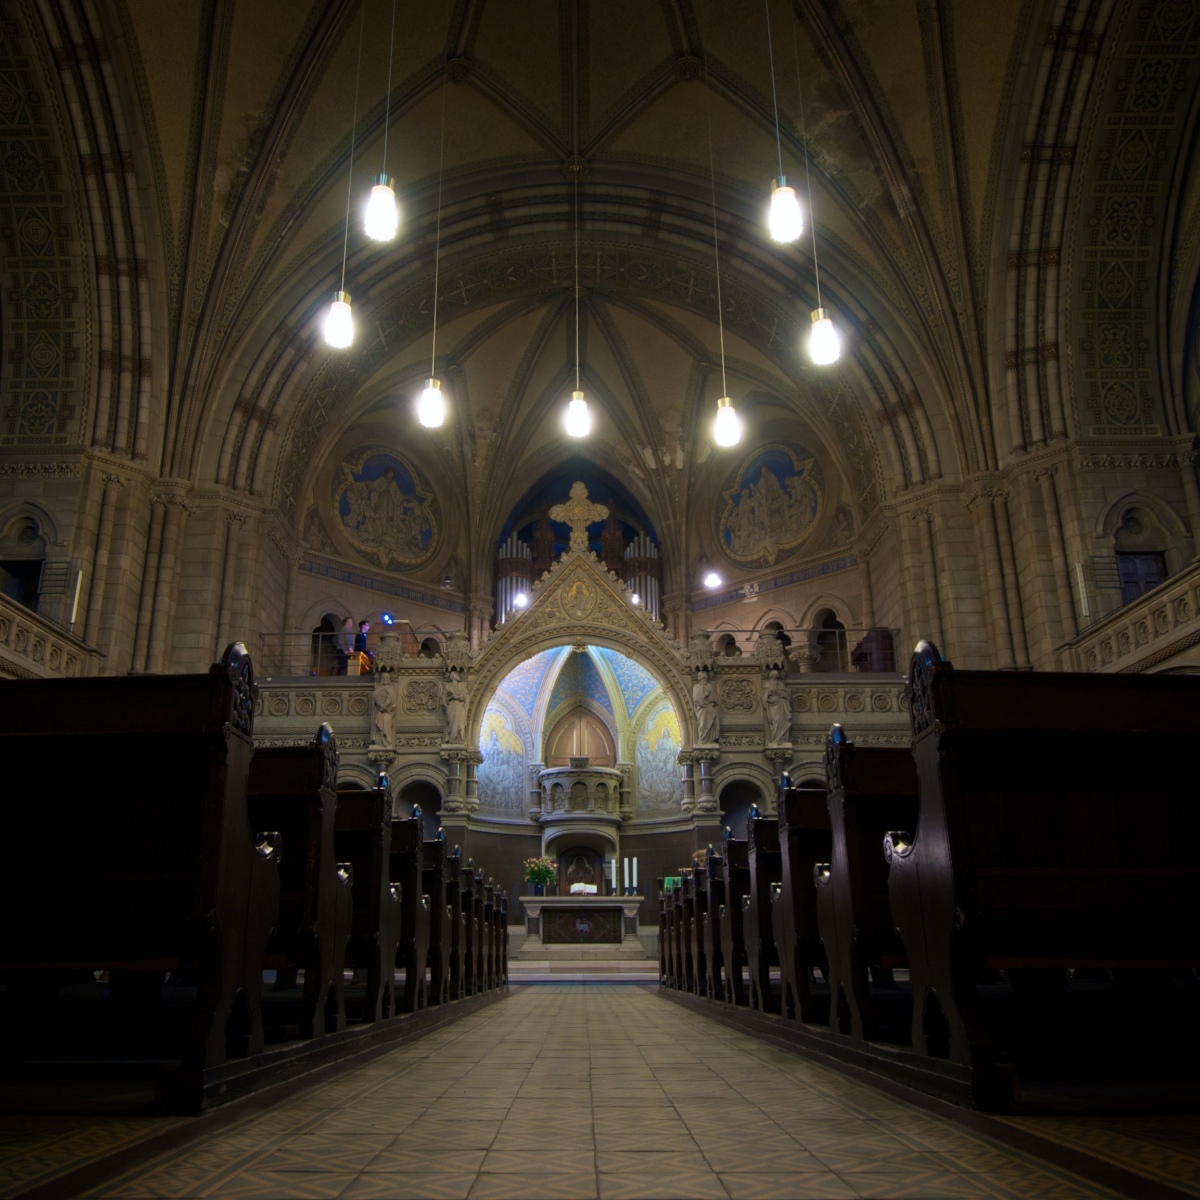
(883, 831, 914, 863)
(336, 862, 355, 887)
(769, 882, 783, 905)
(813, 863, 831, 887)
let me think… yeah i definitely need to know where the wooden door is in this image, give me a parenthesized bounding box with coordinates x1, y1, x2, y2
(545, 708, 615, 766)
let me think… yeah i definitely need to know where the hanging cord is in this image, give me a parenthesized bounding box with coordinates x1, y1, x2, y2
(380, 0, 398, 175)
(430, 13, 450, 376)
(339, 4, 366, 293)
(574, 170, 580, 390)
(701, 0, 728, 399)
(765, 0, 784, 178)
(791, 15, 821, 307)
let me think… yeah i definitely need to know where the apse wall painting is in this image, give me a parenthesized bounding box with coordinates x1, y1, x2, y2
(594, 646, 659, 718)
(477, 707, 526, 812)
(495, 648, 561, 716)
(547, 650, 614, 723)
(719, 444, 824, 565)
(332, 448, 438, 570)
(636, 702, 682, 812)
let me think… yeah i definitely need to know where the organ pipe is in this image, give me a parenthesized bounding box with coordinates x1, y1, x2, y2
(623, 535, 661, 623)
(494, 534, 533, 624)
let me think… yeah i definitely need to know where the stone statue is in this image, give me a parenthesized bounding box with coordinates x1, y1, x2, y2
(763, 669, 791, 745)
(371, 680, 396, 747)
(442, 671, 469, 744)
(693, 669, 720, 745)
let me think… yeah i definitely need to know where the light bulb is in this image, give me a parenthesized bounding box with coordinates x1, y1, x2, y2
(703, 571, 723, 589)
(514, 592, 528, 608)
(364, 176, 399, 242)
(713, 396, 741, 447)
(323, 291, 354, 348)
(564, 389, 591, 438)
(808, 308, 841, 365)
(418, 378, 445, 428)
(768, 177, 804, 243)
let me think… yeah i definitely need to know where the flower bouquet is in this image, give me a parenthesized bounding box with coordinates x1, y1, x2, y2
(523, 855, 555, 894)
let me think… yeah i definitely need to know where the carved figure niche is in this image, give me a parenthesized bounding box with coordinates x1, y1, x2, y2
(545, 708, 615, 767)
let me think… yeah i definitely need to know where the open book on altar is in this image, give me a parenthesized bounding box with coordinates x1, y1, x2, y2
(569, 883, 598, 895)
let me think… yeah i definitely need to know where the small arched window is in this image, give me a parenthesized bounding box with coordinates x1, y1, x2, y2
(1113, 508, 1168, 604)
(0, 517, 47, 610)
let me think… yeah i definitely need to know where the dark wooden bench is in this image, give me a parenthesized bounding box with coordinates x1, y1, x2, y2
(250, 724, 352, 1038)
(717, 829, 750, 1005)
(495, 888, 509, 985)
(463, 863, 484, 995)
(423, 833, 454, 1005)
(389, 811, 430, 1011)
(744, 807, 781, 1013)
(657, 879, 671, 985)
(887, 640, 1200, 1075)
(814, 725, 917, 1040)
(771, 784, 831, 1023)
(676, 872, 695, 993)
(684, 869, 707, 996)
(0, 643, 278, 1073)
(699, 849, 726, 1001)
(483, 880, 497, 991)
(444, 845, 466, 1001)
(335, 774, 402, 1022)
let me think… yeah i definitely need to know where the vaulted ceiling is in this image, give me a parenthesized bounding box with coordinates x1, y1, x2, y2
(12, 0, 1200, 594)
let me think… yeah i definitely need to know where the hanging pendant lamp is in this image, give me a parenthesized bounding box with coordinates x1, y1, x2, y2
(702, 21, 740, 446)
(563, 169, 590, 438)
(325, 6, 366, 348)
(418, 30, 452, 428)
(364, 0, 400, 242)
(764, 1, 803, 244)
(791, 14, 841, 365)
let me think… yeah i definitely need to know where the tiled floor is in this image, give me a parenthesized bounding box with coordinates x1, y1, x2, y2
(2, 985, 1195, 1200)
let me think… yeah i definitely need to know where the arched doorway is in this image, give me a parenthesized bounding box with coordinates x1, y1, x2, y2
(397, 781, 442, 839)
(311, 612, 340, 676)
(544, 707, 616, 766)
(719, 780, 763, 839)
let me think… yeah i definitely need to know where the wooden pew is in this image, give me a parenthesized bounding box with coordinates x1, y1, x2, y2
(677, 871, 696, 993)
(716, 829, 750, 1005)
(814, 725, 917, 1041)
(249, 724, 352, 1038)
(483, 880, 497, 991)
(335, 774, 402, 1022)
(699, 848, 726, 1002)
(772, 783, 832, 1024)
(743, 807, 782, 1013)
(423, 833, 454, 1006)
(887, 640, 1200, 1078)
(389, 811, 430, 1012)
(461, 864, 480, 995)
(0, 643, 278, 1074)
(684, 869, 707, 996)
(657, 879, 671, 985)
(444, 845, 466, 1001)
(496, 888, 509, 985)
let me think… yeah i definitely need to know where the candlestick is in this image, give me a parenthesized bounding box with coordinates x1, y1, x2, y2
(623, 857, 629, 890)
(632, 857, 638, 891)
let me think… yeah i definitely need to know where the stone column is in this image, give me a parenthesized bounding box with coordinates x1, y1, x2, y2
(662, 592, 690, 649)
(280, 546, 306, 674)
(967, 490, 1015, 668)
(1179, 451, 1200, 559)
(131, 497, 166, 672)
(678, 751, 696, 813)
(467, 594, 493, 649)
(214, 511, 246, 660)
(1035, 466, 1078, 639)
(442, 750, 466, 813)
(84, 472, 124, 645)
(914, 508, 945, 649)
(694, 749, 719, 814)
(616, 763, 633, 820)
(465, 751, 482, 813)
(146, 497, 190, 673)
(993, 492, 1032, 668)
(527, 763, 545, 819)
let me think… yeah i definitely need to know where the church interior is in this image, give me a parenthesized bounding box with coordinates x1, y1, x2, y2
(2, 0, 1199, 1196)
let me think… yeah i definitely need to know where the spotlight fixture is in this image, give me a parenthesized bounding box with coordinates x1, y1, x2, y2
(808, 309, 841, 366)
(630, 592, 641, 606)
(418, 378, 445, 428)
(364, 175, 398, 242)
(703, 570, 723, 589)
(514, 591, 528, 608)
(564, 390, 591, 438)
(381, 613, 395, 626)
(713, 396, 741, 447)
(323, 291, 354, 348)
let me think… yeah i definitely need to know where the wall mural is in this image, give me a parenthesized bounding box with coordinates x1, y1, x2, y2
(636, 702, 682, 813)
(494, 647, 561, 716)
(332, 448, 438, 570)
(477, 707, 527, 812)
(547, 650, 614, 723)
(594, 646, 659, 718)
(719, 444, 824, 565)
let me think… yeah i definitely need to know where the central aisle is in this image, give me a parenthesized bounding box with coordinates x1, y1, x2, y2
(80, 986, 1118, 1199)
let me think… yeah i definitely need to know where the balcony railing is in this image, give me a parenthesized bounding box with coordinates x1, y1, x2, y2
(0, 593, 103, 680)
(256, 626, 430, 678)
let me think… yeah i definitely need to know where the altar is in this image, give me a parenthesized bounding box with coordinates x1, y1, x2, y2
(518, 895, 646, 960)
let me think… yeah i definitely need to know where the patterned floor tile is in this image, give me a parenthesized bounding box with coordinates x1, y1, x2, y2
(596, 1150, 713, 1173)
(198, 1168, 355, 1198)
(362, 1148, 488, 1174)
(596, 1168, 729, 1200)
(699, 1145, 821, 1174)
(468, 1171, 599, 1199)
(341, 1172, 479, 1200)
(479, 1149, 596, 1173)
(718, 1173, 857, 1200)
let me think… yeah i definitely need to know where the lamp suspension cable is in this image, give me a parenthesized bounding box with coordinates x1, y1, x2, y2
(702, 0, 739, 448)
(324, 4, 366, 348)
(765, 0, 803, 243)
(365, 0, 400, 241)
(791, 15, 840, 365)
(418, 15, 451, 428)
